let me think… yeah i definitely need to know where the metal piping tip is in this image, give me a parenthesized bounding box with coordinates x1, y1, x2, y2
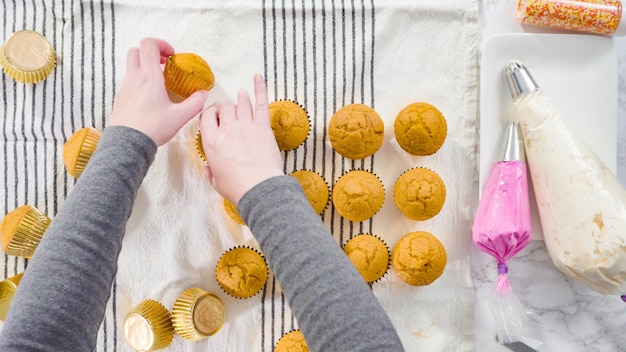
(504, 61, 539, 100)
(501, 121, 525, 162)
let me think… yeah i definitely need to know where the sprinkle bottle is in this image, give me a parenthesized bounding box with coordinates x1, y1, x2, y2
(517, 0, 626, 35)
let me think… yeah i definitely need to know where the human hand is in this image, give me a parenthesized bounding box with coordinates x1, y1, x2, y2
(110, 38, 207, 146)
(199, 74, 284, 205)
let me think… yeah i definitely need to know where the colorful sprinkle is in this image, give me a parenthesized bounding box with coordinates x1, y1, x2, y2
(517, 0, 622, 35)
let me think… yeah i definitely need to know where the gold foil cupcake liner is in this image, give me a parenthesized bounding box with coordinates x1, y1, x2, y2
(73, 128, 101, 178)
(290, 169, 331, 215)
(172, 287, 225, 341)
(342, 233, 390, 285)
(2, 205, 51, 258)
(164, 56, 213, 99)
(215, 246, 269, 299)
(0, 30, 56, 83)
(0, 272, 24, 321)
(269, 99, 311, 151)
(123, 299, 174, 351)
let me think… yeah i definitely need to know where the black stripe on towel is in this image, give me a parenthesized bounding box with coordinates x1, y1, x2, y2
(109, 0, 118, 352)
(1, 0, 9, 279)
(258, 0, 376, 349)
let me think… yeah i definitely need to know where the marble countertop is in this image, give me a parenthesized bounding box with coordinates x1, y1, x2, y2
(475, 1, 626, 351)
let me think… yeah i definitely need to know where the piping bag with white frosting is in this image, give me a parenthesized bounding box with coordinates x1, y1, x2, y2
(472, 122, 539, 347)
(505, 61, 626, 302)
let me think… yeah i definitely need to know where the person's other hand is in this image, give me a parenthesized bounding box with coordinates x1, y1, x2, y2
(199, 74, 284, 205)
(110, 38, 207, 146)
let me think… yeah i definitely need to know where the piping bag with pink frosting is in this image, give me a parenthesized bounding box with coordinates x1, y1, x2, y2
(505, 61, 626, 303)
(472, 121, 538, 346)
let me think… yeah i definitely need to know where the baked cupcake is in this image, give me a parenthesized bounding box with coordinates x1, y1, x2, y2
(223, 198, 245, 225)
(328, 104, 384, 159)
(196, 131, 208, 165)
(164, 53, 214, 99)
(290, 170, 329, 215)
(274, 330, 309, 352)
(0, 30, 56, 83)
(172, 287, 225, 341)
(269, 100, 310, 151)
(122, 299, 174, 351)
(392, 231, 447, 286)
(343, 234, 390, 284)
(332, 170, 384, 222)
(0, 272, 24, 321)
(1, 205, 51, 258)
(394, 167, 446, 221)
(394, 102, 447, 156)
(216, 247, 268, 299)
(63, 127, 101, 178)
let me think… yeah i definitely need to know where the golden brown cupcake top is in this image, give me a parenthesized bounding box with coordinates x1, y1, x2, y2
(394, 102, 447, 156)
(223, 198, 245, 225)
(393, 168, 446, 221)
(290, 170, 329, 215)
(216, 247, 268, 299)
(332, 170, 384, 222)
(164, 53, 214, 98)
(63, 127, 101, 178)
(269, 100, 310, 151)
(392, 231, 447, 286)
(343, 234, 390, 284)
(274, 330, 309, 352)
(328, 104, 384, 159)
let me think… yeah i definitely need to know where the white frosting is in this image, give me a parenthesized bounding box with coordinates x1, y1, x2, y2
(122, 313, 154, 351)
(514, 91, 626, 295)
(4, 31, 50, 71)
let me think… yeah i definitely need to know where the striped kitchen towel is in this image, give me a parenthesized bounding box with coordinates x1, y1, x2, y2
(0, 0, 478, 351)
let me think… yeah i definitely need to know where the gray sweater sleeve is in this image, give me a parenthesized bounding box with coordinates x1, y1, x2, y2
(0, 126, 157, 352)
(238, 176, 404, 352)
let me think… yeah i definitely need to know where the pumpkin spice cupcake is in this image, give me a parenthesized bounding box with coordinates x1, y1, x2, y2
(274, 330, 309, 352)
(392, 231, 447, 286)
(63, 127, 101, 178)
(164, 53, 214, 99)
(1, 205, 51, 258)
(290, 170, 330, 215)
(332, 170, 385, 222)
(343, 234, 390, 284)
(216, 246, 268, 299)
(171, 287, 225, 341)
(269, 100, 310, 151)
(394, 102, 447, 156)
(328, 104, 384, 159)
(122, 299, 174, 351)
(393, 167, 446, 221)
(195, 131, 208, 165)
(223, 198, 245, 225)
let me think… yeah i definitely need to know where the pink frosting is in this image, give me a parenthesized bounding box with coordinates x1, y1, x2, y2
(472, 160, 532, 264)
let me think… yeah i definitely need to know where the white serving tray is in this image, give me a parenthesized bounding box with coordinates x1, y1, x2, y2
(479, 33, 617, 240)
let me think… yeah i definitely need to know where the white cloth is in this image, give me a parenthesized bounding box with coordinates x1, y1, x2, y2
(0, 1, 478, 351)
